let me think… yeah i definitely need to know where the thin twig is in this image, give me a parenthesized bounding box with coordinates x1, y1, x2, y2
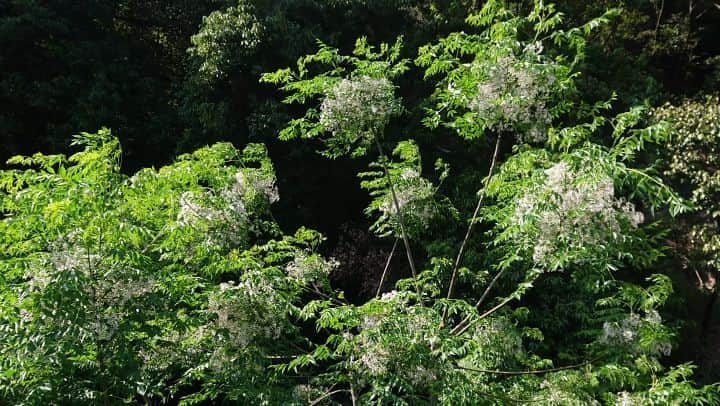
(140, 230, 165, 254)
(376, 238, 399, 297)
(374, 137, 420, 296)
(474, 267, 509, 311)
(444, 267, 510, 331)
(456, 358, 596, 376)
(296, 283, 346, 306)
(653, 0, 665, 37)
(451, 296, 514, 336)
(444, 134, 503, 310)
(309, 389, 348, 405)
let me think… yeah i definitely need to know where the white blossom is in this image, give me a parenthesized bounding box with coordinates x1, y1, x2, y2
(19, 309, 32, 323)
(285, 252, 337, 282)
(537, 380, 601, 405)
(360, 313, 382, 332)
(471, 317, 524, 360)
(407, 364, 437, 386)
(176, 191, 227, 226)
(600, 310, 671, 356)
(523, 40, 544, 55)
(175, 168, 280, 248)
(25, 267, 52, 290)
(35, 230, 158, 342)
(208, 277, 285, 348)
(514, 161, 645, 264)
(464, 47, 555, 143)
(233, 170, 279, 204)
(379, 290, 400, 301)
(356, 308, 441, 384)
(378, 168, 436, 233)
(360, 342, 391, 376)
(616, 391, 638, 406)
(320, 76, 401, 142)
(43, 229, 100, 276)
(177, 168, 279, 229)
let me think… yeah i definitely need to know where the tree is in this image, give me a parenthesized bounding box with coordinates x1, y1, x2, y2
(0, 129, 336, 403)
(259, 1, 718, 403)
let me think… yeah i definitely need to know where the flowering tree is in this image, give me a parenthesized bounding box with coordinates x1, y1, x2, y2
(1, 1, 719, 405)
(0, 129, 337, 404)
(262, 0, 719, 404)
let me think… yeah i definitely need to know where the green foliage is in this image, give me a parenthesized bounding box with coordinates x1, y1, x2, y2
(262, 36, 409, 158)
(256, 1, 718, 404)
(2, 0, 720, 404)
(0, 129, 335, 403)
(360, 140, 457, 239)
(189, 1, 264, 81)
(416, 0, 595, 141)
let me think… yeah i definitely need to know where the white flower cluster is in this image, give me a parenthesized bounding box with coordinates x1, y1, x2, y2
(86, 272, 155, 341)
(285, 252, 338, 282)
(36, 234, 156, 341)
(379, 289, 401, 302)
(538, 380, 601, 406)
(378, 168, 436, 234)
(141, 327, 209, 378)
(41, 229, 99, 275)
(359, 336, 391, 376)
(176, 191, 231, 227)
(208, 278, 285, 348)
(514, 162, 645, 264)
(600, 310, 671, 356)
(176, 170, 278, 246)
(233, 170, 279, 205)
(465, 317, 524, 367)
(102, 275, 155, 306)
(25, 234, 92, 290)
(466, 44, 554, 143)
(355, 308, 440, 385)
(19, 309, 32, 323)
(616, 391, 638, 406)
(320, 76, 401, 141)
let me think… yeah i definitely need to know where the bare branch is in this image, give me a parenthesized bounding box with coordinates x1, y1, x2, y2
(456, 358, 594, 375)
(444, 134, 503, 311)
(374, 137, 420, 296)
(376, 238, 399, 297)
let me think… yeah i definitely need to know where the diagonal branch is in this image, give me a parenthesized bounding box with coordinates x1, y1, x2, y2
(375, 137, 420, 296)
(447, 267, 510, 333)
(444, 134, 503, 308)
(474, 266, 509, 309)
(310, 389, 349, 405)
(376, 237, 399, 297)
(455, 358, 595, 375)
(451, 295, 514, 336)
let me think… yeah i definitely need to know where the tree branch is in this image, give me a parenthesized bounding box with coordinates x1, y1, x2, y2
(310, 389, 348, 405)
(374, 137, 420, 296)
(451, 296, 514, 336)
(444, 134, 503, 312)
(376, 238, 399, 297)
(455, 358, 594, 375)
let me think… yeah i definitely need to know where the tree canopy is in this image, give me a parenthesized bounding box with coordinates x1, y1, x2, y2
(1, 0, 720, 404)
